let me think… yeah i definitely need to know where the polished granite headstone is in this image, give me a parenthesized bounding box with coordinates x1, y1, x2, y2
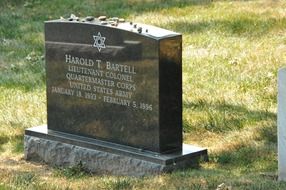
(24, 15, 207, 175)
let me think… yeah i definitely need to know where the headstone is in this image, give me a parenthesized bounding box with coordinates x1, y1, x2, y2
(278, 67, 286, 181)
(24, 15, 208, 176)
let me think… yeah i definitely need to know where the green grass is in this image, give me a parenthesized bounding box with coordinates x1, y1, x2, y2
(1, 0, 286, 189)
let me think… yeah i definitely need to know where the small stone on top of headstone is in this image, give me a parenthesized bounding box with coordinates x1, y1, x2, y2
(85, 16, 94, 21)
(98, 15, 107, 21)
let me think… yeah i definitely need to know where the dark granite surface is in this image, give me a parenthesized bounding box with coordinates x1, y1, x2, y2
(45, 18, 182, 153)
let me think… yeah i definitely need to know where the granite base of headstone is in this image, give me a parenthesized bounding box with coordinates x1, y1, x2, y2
(278, 67, 286, 181)
(24, 125, 207, 176)
(24, 15, 208, 176)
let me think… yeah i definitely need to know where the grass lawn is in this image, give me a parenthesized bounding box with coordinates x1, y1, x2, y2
(1, 0, 286, 189)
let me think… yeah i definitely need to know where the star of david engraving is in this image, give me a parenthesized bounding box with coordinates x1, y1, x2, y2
(93, 32, 106, 52)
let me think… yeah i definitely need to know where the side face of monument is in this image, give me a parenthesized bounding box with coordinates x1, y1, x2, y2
(278, 67, 286, 181)
(45, 20, 182, 153)
(158, 37, 182, 152)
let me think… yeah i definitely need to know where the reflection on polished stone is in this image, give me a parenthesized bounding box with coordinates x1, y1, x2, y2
(45, 18, 182, 153)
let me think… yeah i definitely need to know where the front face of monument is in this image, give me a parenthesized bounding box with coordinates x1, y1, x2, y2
(45, 18, 182, 153)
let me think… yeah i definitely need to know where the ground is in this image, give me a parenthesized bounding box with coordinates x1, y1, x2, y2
(1, 0, 286, 189)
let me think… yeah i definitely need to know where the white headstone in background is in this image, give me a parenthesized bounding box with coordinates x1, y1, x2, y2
(278, 67, 286, 181)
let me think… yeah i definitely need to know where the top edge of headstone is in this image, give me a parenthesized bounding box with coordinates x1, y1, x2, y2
(45, 14, 181, 39)
(278, 66, 286, 73)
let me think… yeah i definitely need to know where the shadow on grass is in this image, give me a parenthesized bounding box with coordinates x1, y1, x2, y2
(0, 133, 24, 153)
(184, 99, 277, 171)
(210, 141, 277, 172)
(184, 99, 276, 133)
(0, 135, 10, 152)
(0, 14, 23, 39)
(0, 54, 45, 92)
(161, 17, 286, 37)
(11, 134, 24, 153)
(0, 0, 213, 16)
(92, 0, 212, 17)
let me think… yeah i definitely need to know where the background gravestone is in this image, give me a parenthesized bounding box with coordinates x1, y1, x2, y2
(24, 15, 207, 176)
(278, 67, 286, 181)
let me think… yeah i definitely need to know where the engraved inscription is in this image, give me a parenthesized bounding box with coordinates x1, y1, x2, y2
(50, 54, 153, 111)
